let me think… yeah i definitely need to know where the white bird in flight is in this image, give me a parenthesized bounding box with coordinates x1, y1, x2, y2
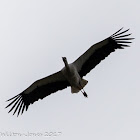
(6, 28, 134, 116)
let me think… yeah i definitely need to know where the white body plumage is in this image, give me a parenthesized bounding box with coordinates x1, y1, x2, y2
(61, 58, 88, 94)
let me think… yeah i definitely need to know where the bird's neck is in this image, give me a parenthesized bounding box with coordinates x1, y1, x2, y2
(64, 59, 70, 70)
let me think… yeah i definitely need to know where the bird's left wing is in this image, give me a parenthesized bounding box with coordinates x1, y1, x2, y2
(6, 71, 70, 116)
(73, 28, 134, 77)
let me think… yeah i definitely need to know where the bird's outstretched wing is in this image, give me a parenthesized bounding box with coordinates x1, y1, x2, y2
(6, 71, 70, 116)
(73, 28, 134, 77)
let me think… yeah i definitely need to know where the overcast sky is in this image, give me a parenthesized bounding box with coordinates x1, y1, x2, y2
(0, 0, 139, 140)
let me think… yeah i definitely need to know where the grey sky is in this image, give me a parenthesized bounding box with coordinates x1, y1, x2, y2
(0, 0, 139, 140)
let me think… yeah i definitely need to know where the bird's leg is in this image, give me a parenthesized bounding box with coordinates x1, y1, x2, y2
(81, 89, 88, 98)
(80, 88, 88, 98)
(79, 81, 88, 98)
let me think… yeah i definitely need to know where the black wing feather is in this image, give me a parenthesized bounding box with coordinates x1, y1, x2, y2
(74, 28, 134, 77)
(6, 71, 70, 116)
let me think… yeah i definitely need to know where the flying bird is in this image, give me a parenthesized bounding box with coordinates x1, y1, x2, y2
(6, 28, 134, 116)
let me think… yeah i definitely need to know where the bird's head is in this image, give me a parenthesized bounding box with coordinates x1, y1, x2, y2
(62, 57, 67, 62)
(62, 57, 68, 66)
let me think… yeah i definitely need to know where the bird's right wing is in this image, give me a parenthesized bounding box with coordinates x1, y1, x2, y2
(6, 71, 70, 116)
(73, 28, 134, 77)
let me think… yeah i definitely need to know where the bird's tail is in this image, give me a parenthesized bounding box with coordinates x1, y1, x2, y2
(71, 78, 88, 93)
(80, 78, 88, 88)
(71, 87, 80, 93)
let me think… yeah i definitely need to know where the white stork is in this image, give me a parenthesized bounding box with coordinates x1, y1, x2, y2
(6, 28, 134, 116)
